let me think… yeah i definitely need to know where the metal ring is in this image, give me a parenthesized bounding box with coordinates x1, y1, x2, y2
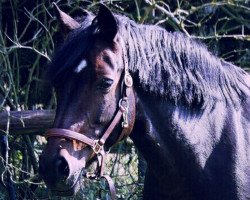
(119, 97, 128, 112)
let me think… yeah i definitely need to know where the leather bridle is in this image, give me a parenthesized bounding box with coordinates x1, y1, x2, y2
(45, 44, 133, 200)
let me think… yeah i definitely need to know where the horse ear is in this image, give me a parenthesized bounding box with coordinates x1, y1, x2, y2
(53, 3, 80, 36)
(92, 4, 118, 41)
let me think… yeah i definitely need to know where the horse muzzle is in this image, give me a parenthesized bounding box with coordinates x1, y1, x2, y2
(39, 140, 87, 196)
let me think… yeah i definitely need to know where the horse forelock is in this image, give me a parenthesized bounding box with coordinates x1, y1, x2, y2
(47, 14, 94, 85)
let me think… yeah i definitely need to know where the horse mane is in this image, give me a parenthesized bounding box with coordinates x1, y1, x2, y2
(116, 15, 250, 108)
(48, 12, 250, 108)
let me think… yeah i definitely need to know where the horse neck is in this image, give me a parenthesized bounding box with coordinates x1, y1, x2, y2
(131, 93, 227, 162)
(131, 91, 250, 198)
(130, 94, 180, 170)
(130, 95, 201, 198)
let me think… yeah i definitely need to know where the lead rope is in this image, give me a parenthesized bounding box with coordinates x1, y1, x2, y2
(83, 36, 132, 200)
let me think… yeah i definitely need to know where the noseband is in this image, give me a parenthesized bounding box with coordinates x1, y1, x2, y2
(45, 45, 133, 199)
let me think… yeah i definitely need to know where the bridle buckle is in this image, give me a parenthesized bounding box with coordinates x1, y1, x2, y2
(119, 98, 129, 128)
(124, 72, 133, 87)
(122, 110, 129, 128)
(92, 140, 104, 154)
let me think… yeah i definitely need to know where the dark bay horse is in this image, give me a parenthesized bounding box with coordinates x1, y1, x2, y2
(39, 4, 250, 200)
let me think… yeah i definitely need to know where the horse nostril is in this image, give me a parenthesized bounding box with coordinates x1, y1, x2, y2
(55, 157, 70, 179)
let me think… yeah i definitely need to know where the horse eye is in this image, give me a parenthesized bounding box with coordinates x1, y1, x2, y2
(97, 78, 113, 90)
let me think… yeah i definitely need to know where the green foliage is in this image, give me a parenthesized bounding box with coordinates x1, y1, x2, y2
(0, 0, 249, 199)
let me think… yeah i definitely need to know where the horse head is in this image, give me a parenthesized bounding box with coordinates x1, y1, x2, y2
(39, 4, 135, 196)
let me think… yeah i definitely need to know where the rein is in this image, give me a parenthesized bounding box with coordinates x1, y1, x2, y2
(45, 43, 133, 199)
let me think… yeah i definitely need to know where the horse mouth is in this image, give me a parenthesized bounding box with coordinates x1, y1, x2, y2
(49, 171, 82, 196)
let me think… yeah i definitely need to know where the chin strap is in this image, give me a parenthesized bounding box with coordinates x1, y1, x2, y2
(84, 152, 116, 200)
